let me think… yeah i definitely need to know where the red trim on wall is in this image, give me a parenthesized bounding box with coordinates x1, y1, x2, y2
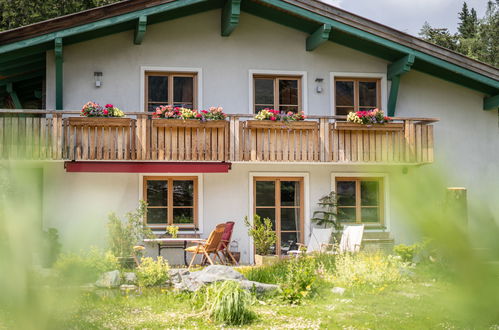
(64, 162, 231, 173)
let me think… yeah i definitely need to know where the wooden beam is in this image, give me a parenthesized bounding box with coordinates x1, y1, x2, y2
(221, 0, 241, 36)
(306, 24, 331, 51)
(387, 75, 400, 117)
(0, 70, 45, 87)
(0, 54, 45, 71)
(134, 16, 147, 45)
(0, 61, 45, 76)
(483, 94, 499, 111)
(388, 54, 415, 80)
(387, 54, 415, 116)
(55, 37, 63, 110)
(6, 83, 22, 109)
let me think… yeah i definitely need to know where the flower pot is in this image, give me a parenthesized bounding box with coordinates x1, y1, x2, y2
(245, 120, 317, 129)
(68, 116, 132, 127)
(334, 122, 404, 131)
(254, 254, 279, 266)
(152, 118, 228, 128)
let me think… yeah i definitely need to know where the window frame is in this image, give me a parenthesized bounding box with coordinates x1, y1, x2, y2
(334, 77, 381, 115)
(252, 75, 302, 114)
(143, 70, 198, 112)
(335, 176, 385, 226)
(253, 176, 304, 255)
(143, 176, 199, 229)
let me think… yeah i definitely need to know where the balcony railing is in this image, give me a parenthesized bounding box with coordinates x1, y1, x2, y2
(0, 110, 438, 164)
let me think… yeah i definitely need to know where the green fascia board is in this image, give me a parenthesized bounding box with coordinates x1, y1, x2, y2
(134, 16, 147, 45)
(0, 54, 45, 70)
(306, 24, 331, 51)
(483, 94, 499, 110)
(387, 54, 415, 80)
(221, 0, 241, 36)
(255, 0, 499, 91)
(0, 0, 209, 55)
(0, 43, 51, 64)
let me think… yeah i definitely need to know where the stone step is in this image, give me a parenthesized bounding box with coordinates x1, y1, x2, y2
(363, 231, 391, 240)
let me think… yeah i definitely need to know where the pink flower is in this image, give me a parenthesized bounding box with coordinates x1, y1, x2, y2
(270, 116, 277, 121)
(105, 104, 113, 108)
(103, 109, 109, 115)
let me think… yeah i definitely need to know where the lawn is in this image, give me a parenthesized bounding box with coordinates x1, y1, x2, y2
(39, 265, 483, 329)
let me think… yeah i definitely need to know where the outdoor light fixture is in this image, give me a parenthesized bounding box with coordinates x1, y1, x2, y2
(315, 77, 324, 93)
(94, 72, 103, 87)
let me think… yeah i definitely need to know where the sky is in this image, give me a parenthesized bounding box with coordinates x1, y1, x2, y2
(320, 0, 490, 36)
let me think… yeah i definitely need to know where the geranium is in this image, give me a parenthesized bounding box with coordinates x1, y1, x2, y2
(347, 108, 390, 125)
(254, 108, 306, 122)
(153, 105, 226, 121)
(202, 106, 226, 121)
(81, 102, 125, 117)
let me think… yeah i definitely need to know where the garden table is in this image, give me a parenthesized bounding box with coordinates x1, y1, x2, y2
(143, 238, 204, 266)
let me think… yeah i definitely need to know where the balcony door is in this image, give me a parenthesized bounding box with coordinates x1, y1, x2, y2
(254, 177, 304, 255)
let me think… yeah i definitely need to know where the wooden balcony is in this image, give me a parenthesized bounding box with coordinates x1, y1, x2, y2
(0, 110, 437, 164)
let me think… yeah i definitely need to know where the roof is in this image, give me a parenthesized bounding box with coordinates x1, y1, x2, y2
(0, 0, 498, 108)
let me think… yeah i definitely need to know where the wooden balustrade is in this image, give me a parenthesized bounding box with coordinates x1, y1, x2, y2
(0, 110, 437, 164)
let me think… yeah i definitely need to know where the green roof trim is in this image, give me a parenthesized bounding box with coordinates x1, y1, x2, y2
(388, 54, 415, 80)
(483, 95, 499, 111)
(221, 0, 241, 36)
(134, 16, 148, 45)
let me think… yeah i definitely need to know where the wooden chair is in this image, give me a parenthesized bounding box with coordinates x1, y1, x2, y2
(185, 224, 225, 269)
(218, 221, 238, 265)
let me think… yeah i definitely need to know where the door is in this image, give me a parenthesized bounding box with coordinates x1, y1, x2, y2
(254, 177, 304, 255)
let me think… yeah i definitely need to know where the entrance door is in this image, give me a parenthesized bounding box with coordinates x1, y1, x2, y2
(254, 177, 304, 255)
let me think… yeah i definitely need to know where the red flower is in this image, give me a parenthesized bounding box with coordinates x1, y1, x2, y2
(105, 104, 113, 108)
(270, 116, 277, 121)
(103, 109, 109, 115)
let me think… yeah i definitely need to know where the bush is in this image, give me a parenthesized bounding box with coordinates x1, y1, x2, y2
(332, 252, 407, 289)
(280, 257, 318, 304)
(54, 248, 119, 284)
(136, 257, 170, 287)
(195, 280, 256, 326)
(393, 243, 420, 262)
(243, 215, 276, 256)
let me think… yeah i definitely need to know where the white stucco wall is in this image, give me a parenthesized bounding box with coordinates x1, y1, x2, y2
(40, 9, 499, 261)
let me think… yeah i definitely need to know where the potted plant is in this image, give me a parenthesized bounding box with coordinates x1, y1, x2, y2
(244, 214, 278, 266)
(311, 191, 342, 244)
(335, 109, 403, 131)
(247, 108, 315, 129)
(107, 200, 154, 269)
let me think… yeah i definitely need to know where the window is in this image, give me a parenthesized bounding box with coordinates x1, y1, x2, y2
(335, 78, 380, 115)
(253, 76, 301, 113)
(254, 177, 304, 255)
(143, 176, 198, 229)
(336, 177, 384, 225)
(145, 72, 197, 112)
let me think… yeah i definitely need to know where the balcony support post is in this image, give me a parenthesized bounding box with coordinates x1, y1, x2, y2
(221, 0, 241, 36)
(134, 16, 147, 45)
(387, 54, 415, 117)
(54, 37, 63, 110)
(306, 24, 331, 51)
(483, 94, 499, 110)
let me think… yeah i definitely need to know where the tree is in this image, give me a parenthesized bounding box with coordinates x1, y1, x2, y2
(458, 2, 478, 38)
(419, 22, 459, 51)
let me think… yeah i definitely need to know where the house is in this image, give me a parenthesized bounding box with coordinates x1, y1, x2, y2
(0, 0, 498, 264)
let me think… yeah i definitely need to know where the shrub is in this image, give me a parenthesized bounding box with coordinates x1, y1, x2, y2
(332, 252, 407, 289)
(107, 201, 154, 258)
(40, 228, 61, 268)
(244, 214, 276, 255)
(136, 257, 170, 287)
(196, 280, 256, 326)
(280, 257, 318, 304)
(237, 260, 289, 284)
(393, 243, 420, 263)
(54, 248, 119, 284)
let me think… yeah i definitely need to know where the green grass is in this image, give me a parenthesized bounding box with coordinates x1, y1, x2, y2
(29, 266, 492, 329)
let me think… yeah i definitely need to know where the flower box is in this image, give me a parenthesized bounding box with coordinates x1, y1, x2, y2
(68, 117, 132, 127)
(334, 122, 404, 131)
(152, 119, 228, 129)
(245, 120, 318, 129)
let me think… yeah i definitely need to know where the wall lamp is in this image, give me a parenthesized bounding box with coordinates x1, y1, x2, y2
(94, 72, 103, 88)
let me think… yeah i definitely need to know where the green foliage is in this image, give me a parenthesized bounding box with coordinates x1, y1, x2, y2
(54, 248, 119, 284)
(311, 191, 340, 229)
(194, 280, 256, 326)
(419, 1, 499, 67)
(332, 252, 407, 289)
(244, 214, 277, 256)
(280, 257, 318, 304)
(0, 0, 121, 31)
(393, 243, 420, 263)
(40, 227, 61, 268)
(136, 257, 170, 287)
(107, 201, 154, 258)
(237, 260, 290, 284)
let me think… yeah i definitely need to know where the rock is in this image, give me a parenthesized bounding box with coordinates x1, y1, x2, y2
(123, 272, 137, 284)
(239, 280, 279, 293)
(120, 284, 138, 291)
(169, 269, 190, 284)
(173, 276, 204, 292)
(188, 265, 246, 284)
(95, 270, 121, 288)
(332, 287, 345, 295)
